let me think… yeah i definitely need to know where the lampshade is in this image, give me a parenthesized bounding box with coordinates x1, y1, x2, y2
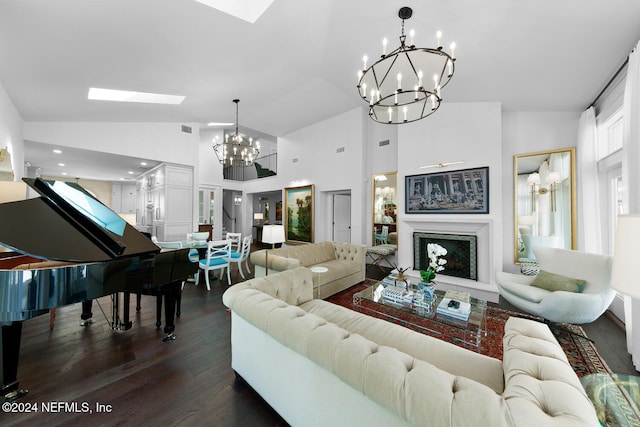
(518, 215, 535, 225)
(254, 213, 264, 220)
(545, 171, 561, 184)
(527, 173, 541, 185)
(262, 224, 285, 245)
(611, 214, 640, 299)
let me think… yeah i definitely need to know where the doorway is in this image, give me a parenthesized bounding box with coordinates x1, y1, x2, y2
(332, 193, 351, 243)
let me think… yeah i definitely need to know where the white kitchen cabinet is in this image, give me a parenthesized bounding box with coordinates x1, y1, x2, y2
(136, 163, 193, 241)
(111, 183, 137, 213)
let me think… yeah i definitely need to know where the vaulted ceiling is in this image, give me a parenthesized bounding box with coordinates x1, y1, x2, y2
(1, 1, 640, 180)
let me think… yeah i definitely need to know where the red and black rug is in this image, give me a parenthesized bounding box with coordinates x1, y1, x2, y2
(326, 281, 612, 378)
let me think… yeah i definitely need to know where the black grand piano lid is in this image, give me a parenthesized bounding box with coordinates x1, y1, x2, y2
(0, 178, 160, 263)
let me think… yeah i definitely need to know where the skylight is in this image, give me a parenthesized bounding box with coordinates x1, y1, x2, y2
(88, 88, 185, 105)
(207, 122, 234, 127)
(194, 0, 274, 23)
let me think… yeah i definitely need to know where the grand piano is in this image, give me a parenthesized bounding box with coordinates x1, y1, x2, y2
(0, 178, 198, 400)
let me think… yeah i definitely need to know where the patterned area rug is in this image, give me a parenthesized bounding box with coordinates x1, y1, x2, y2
(327, 281, 612, 378)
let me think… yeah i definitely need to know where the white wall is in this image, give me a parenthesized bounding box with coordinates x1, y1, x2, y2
(24, 122, 200, 166)
(0, 82, 24, 180)
(501, 111, 580, 272)
(244, 107, 367, 244)
(199, 128, 225, 186)
(25, 121, 203, 233)
(397, 102, 503, 298)
(13, 106, 580, 278)
(368, 120, 399, 175)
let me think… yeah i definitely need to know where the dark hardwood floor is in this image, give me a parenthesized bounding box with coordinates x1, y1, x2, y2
(5, 266, 288, 427)
(3, 263, 636, 426)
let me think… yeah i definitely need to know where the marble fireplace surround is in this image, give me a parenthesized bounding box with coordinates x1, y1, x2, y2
(403, 219, 499, 302)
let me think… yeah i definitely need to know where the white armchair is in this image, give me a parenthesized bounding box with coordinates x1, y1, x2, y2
(496, 246, 615, 324)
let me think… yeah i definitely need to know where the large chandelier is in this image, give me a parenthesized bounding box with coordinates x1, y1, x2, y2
(213, 99, 260, 167)
(357, 7, 457, 124)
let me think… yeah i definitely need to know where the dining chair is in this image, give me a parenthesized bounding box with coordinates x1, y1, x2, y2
(229, 235, 252, 279)
(374, 225, 389, 245)
(225, 232, 242, 253)
(198, 239, 232, 290)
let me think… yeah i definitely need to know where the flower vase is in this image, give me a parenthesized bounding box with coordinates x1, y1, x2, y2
(418, 281, 435, 299)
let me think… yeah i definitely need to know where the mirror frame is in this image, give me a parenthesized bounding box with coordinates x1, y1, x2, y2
(513, 148, 576, 263)
(372, 171, 398, 247)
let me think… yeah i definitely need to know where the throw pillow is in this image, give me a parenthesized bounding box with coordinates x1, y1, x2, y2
(530, 270, 586, 293)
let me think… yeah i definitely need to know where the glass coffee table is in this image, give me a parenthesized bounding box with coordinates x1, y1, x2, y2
(352, 282, 487, 349)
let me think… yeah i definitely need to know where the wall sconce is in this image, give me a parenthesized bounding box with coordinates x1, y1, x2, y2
(527, 171, 561, 213)
(234, 196, 242, 205)
(545, 171, 561, 212)
(526, 173, 541, 212)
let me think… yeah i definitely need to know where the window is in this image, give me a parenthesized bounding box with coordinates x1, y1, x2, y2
(596, 107, 625, 255)
(597, 108, 623, 160)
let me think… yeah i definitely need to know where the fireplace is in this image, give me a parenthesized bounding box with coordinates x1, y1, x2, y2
(413, 232, 477, 280)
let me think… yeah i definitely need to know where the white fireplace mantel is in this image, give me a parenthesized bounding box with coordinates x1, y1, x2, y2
(400, 218, 499, 302)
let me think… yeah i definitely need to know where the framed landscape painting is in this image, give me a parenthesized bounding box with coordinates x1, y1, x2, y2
(284, 184, 314, 243)
(406, 166, 489, 214)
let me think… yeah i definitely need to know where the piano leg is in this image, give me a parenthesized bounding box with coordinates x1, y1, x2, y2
(1, 322, 28, 401)
(156, 295, 162, 327)
(161, 282, 181, 342)
(121, 292, 133, 330)
(110, 293, 133, 330)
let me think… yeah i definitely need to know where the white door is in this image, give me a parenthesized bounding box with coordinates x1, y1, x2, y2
(333, 194, 351, 243)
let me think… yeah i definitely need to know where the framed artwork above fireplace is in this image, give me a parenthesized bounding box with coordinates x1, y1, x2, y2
(406, 167, 489, 214)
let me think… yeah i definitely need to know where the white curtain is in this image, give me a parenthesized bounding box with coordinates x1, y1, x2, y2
(537, 161, 551, 236)
(548, 152, 570, 248)
(622, 41, 640, 368)
(577, 107, 602, 253)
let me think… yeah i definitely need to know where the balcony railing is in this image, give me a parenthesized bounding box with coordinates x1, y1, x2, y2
(223, 153, 277, 181)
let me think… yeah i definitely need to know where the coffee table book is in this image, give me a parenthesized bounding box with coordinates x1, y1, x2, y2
(436, 297, 471, 321)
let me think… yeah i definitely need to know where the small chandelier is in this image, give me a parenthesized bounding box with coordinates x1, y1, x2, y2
(357, 7, 457, 124)
(213, 99, 260, 167)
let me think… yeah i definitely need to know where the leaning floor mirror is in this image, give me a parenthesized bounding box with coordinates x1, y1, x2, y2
(513, 148, 576, 264)
(372, 172, 398, 248)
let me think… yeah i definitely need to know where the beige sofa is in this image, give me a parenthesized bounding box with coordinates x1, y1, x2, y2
(222, 267, 598, 427)
(250, 241, 365, 298)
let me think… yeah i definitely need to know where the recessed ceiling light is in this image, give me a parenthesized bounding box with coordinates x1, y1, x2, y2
(140, 162, 147, 166)
(53, 149, 62, 154)
(128, 171, 134, 174)
(194, 0, 274, 23)
(207, 122, 234, 127)
(61, 172, 67, 176)
(88, 88, 185, 105)
(58, 163, 65, 167)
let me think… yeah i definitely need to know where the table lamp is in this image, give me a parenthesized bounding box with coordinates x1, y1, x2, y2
(611, 214, 640, 299)
(262, 224, 285, 276)
(254, 212, 263, 225)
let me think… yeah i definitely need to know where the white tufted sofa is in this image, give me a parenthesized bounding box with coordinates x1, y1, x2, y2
(250, 241, 365, 298)
(222, 267, 599, 427)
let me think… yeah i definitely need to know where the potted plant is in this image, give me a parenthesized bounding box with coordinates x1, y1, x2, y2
(419, 243, 447, 297)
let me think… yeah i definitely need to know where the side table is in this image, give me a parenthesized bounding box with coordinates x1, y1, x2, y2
(310, 266, 328, 299)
